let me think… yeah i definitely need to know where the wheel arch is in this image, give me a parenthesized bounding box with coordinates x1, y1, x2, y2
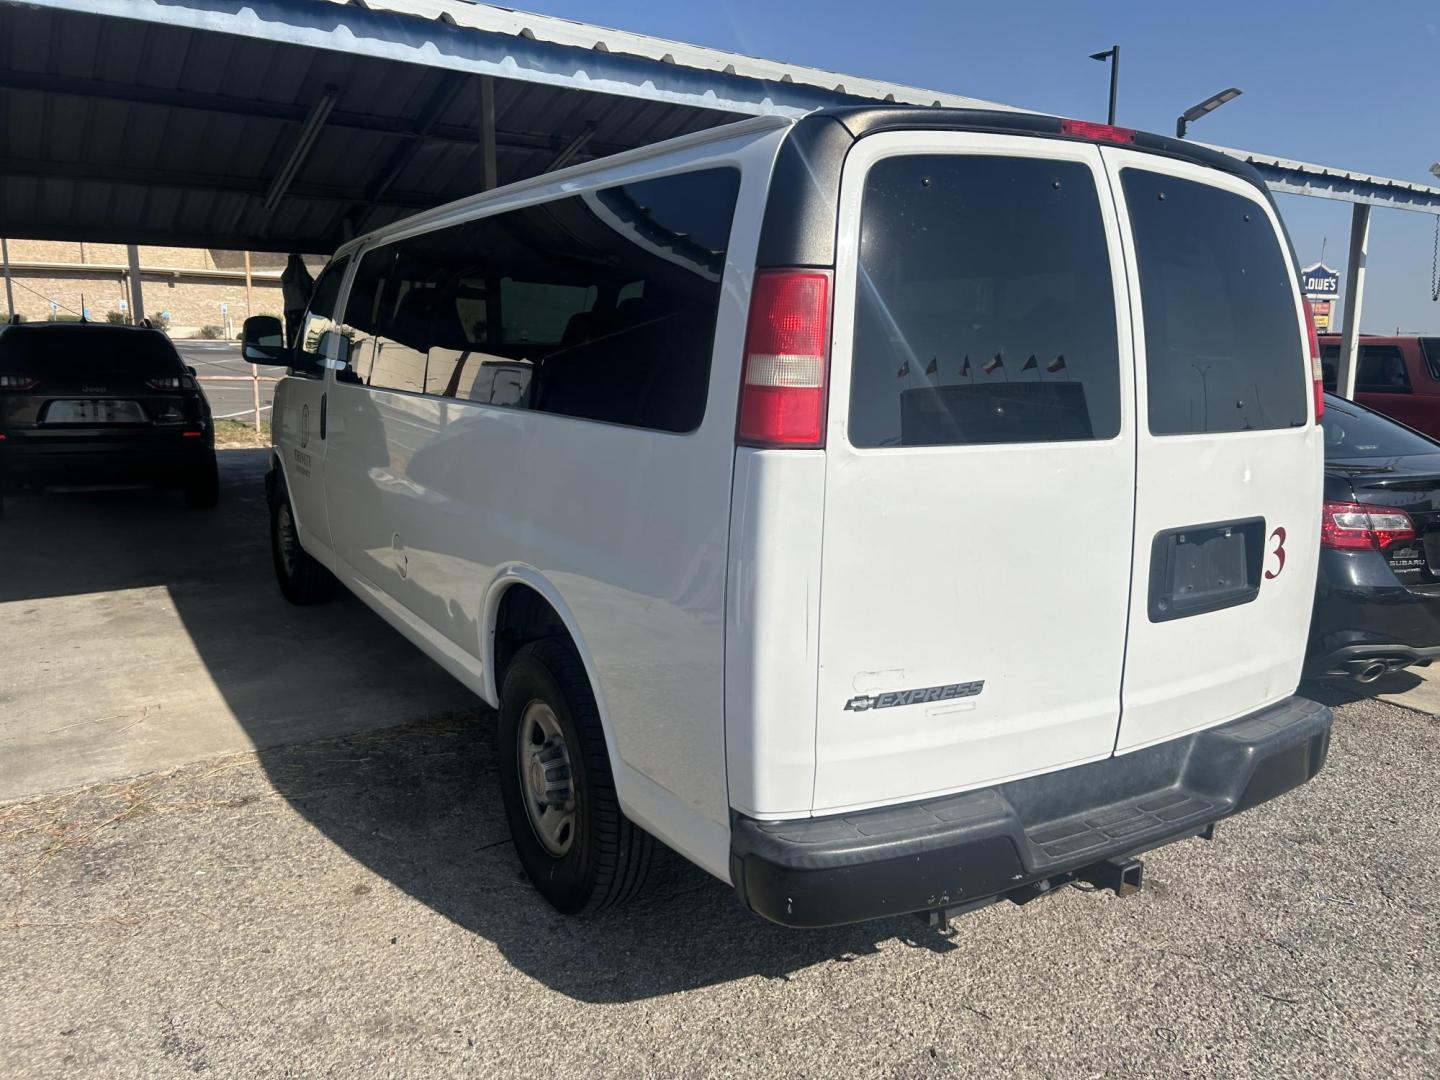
(481, 568, 613, 751)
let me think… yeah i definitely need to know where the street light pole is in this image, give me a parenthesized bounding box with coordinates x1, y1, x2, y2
(1176, 87, 1243, 139)
(1089, 46, 1120, 125)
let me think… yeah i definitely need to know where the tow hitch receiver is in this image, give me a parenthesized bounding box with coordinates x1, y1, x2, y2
(1079, 856, 1144, 897)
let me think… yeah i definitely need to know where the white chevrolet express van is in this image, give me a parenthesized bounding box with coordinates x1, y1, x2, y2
(244, 108, 1332, 928)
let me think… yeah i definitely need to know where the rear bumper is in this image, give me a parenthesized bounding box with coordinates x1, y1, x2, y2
(1, 432, 212, 485)
(730, 695, 1331, 928)
(1306, 549, 1440, 676)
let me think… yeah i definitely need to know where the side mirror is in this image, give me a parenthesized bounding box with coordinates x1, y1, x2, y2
(185, 365, 197, 376)
(241, 315, 290, 366)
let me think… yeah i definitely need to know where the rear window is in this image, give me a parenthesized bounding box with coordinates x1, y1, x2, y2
(1323, 396, 1437, 459)
(1122, 170, 1307, 434)
(849, 154, 1122, 448)
(1422, 338, 1440, 380)
(0, 327, 182, 377)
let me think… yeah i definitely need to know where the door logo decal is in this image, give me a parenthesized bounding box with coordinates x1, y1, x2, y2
(844, 681, 985, 712)
(1265, 526, 1286, 580)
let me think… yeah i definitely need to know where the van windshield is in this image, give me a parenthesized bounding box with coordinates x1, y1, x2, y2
(1121, 170, 1307, 434)
(0, 326, 183, 377)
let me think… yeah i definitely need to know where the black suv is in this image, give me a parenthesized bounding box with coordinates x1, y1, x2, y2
(0, 321, 217, 509)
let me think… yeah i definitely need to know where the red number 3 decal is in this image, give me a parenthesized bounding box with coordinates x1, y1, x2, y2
(1265, 526, 1286, 580)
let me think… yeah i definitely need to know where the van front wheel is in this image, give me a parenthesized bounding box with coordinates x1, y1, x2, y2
(498, 639, 653, 914)
(269, 482, 335, 605)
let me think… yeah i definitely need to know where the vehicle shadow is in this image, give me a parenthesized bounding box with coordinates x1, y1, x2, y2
(0, 453, 933, 1001)
(1300, 670, 1427, 708)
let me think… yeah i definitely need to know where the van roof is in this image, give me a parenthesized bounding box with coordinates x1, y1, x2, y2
(339, 105, 1271, 262)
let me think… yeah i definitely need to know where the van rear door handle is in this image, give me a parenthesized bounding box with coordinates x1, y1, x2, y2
(320, 392, 327, 440)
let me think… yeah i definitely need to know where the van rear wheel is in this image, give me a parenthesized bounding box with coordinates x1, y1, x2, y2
(269, 481, 335, 605)
(498, 638, 653, 914)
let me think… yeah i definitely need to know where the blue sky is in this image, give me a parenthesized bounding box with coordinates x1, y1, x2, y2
(518, 0, 1440, 332)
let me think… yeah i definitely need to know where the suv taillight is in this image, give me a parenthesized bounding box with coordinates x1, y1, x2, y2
(1321, 500, 1415, 551)
(0, 374, 38, 390)
(146, 375, 197, 391)
(737, 269, 832, 449)
(1303, 304, 1324, 420)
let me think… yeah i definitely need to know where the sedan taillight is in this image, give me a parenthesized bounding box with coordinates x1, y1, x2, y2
(1321, 500, 1416, 551)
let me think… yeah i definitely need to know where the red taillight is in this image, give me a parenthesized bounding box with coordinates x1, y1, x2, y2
(1303, 303, 1324, 420)
(1058, 118, 1136, 144)
(1321, 500, 1415, 551)
(181, 430, 204, 438)
(737, 269, 832, 449)
(146, 375, 196, 391)
(0, 374, 38, 390)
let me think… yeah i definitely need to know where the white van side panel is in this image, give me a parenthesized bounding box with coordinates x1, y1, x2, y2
(320, 127, 788, 883)
(725, 448, 826, 817)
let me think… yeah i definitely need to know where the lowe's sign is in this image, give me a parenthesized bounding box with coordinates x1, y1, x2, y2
(1300, 262, 1340, 299)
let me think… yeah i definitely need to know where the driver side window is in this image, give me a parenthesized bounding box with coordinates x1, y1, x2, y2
(292, 256, 351, 379)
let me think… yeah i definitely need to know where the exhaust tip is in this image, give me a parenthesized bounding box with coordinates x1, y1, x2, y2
(1354, 660, 1389, 684)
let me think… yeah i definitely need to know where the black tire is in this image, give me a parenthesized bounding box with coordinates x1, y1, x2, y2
(498, 638, 653, 915)
(269, 479, 335, 605)
(183, 452, 220, 509)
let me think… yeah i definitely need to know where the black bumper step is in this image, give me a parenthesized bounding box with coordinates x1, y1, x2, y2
(730, 696, 1332, 928)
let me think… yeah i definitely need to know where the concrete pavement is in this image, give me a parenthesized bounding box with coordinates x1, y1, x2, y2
(0, 449, 475, 802)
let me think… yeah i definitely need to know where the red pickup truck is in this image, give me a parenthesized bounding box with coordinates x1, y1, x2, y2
(1320, 335, 1440, 439)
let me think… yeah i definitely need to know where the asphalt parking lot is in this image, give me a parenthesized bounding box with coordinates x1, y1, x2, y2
(175, 342, 276, 422)
(2, 457, 1438, 1078)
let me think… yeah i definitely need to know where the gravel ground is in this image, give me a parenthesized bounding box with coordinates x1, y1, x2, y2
(2, 687, 1437, 1079)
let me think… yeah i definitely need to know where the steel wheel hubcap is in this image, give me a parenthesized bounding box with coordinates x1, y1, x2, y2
(518, 701, 576, 857)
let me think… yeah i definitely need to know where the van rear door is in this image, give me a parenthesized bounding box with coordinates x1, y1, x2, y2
(812, 132, 1138, 813)
(1100, 149, 1321, 752)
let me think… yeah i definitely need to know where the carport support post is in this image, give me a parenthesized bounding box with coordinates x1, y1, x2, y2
(126, 244, 146, 326)
(245, 251, 260, 434)
(479, 75, 498, 192)
(1335, 203, 1371, 401)
(1, 238, 14, 322)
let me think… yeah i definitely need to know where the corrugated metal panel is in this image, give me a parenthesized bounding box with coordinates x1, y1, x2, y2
(1, 0, 1434, 257)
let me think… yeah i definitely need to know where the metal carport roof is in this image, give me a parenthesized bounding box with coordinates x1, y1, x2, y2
(2, 0, 1438, 258)
(0, 0, 1011, 254)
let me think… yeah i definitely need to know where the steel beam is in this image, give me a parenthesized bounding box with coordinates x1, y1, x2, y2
(263, 87, 340, 220)
(0, 70, 630, 160)
(1335, 203, 1372, 401)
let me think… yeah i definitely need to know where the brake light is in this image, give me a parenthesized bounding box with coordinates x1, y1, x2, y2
(737, 269, 832, 448)
(1303, 303, 1323, 420)
(0, 374, 38, 390)
(1058, 118, 1136, 144)
(1321, 500, 1415, 551)
(146, 375, 196, 391)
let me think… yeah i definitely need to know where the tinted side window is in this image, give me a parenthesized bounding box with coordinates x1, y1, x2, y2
(1321, 344, 1339, 391)
(849, 155, 1122, 449)
(342, 168, 741, 433)
(1122, 170, 1306, 434)
(295, 256, 351, 379)
(1356, 345, 1411, 393)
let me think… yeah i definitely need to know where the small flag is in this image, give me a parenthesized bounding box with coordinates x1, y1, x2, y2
(897, 360, 909, 378)
(983, 352, 1004, 375)
(1046, 354, 1067, 373)
(1022, 354, 1039, 371)
(960, 355, 971, 377)
(925, 356, 938, 376)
